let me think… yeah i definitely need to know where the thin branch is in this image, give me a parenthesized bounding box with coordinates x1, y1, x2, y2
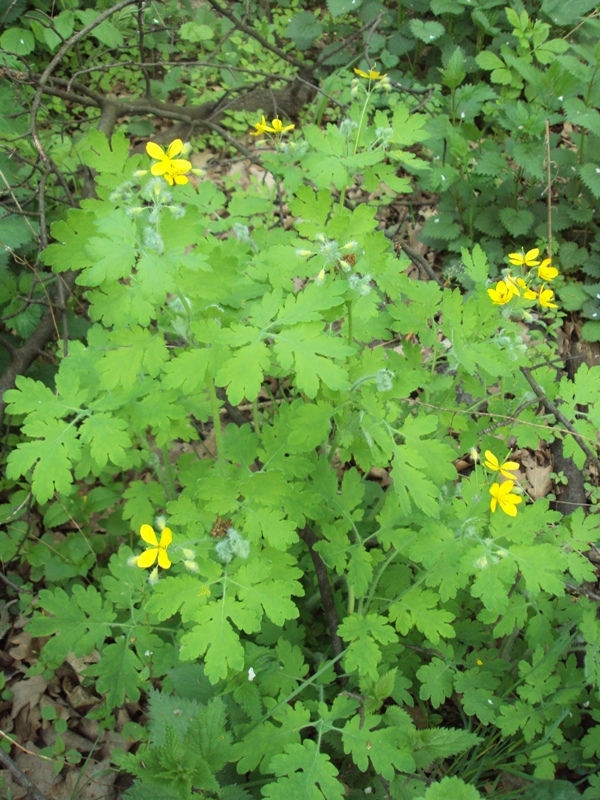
(137, 0, 152, 98)
(397, 241, 443, 287)
(204, 0, 306, 71)
(520, 366, 600, 472)
(0, 745, 50, 800)
(299, 526, 346, 678)
(29, 0, 143, 205)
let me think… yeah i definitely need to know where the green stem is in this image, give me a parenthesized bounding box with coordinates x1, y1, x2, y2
(252, 397, 261, 435)
(353, 91, 371, 156)
(207, 373, 224, 462)
(161, 442, 177, 502)
(347, 584, 355, 615)
(346, 300, 353, 346)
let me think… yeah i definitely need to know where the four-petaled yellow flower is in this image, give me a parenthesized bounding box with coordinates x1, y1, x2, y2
(250, 115, 273, 136)
(489, 481, 522, 517)
(270, 117, 295, 134)
(146, 140, 192, 185)
(487, 280, 512, 305)
(354, 67, 387, 80)
(137, 523, 172, 569)
(537, 258, 559, 281)
(505, 274, 537, 300)
(539, 283, 558, 309)
(484, 450, 519, 479)
(508, 248, 541, 267)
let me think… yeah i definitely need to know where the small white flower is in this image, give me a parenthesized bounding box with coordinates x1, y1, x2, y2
(248, 667, 256, 681)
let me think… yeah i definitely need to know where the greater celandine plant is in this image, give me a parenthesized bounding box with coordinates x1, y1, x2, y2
(4, 72, 600, 799)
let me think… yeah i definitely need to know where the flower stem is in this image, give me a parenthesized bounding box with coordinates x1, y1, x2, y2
(347, 584, 355, 615)
(346, 300, 354, 346)
(161, 443, 177, 502)
(207, 373, 224, 461)
(353, 91, 371, 156)
(253, 397, 261, 436)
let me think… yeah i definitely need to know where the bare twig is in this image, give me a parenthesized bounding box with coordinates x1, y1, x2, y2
(397, 241, 444, 287)
(0, 743, 50, 800)
(204, 0, 306, 71)
(520, 366, 600, 472)
(29, 0, 142, 204)
(299, 526, 346, 678)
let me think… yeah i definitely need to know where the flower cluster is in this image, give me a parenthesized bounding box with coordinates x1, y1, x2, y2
(250, 115, 295, 137)
(487, 248, 559, 310)
(296, 234, 363, 288)
(483, 450, 522, 517)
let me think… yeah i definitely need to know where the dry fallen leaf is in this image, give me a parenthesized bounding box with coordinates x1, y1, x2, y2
(512, 447, 553, 500)
(11, 674, 47, 719)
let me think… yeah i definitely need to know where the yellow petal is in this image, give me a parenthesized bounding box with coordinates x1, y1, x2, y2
(166, 139, 184, 158)
(170, 159, 192, 172)
(159, 527, 173, 548)
(173, 173, 189, 185)
(137, 548, 158, 568)
(498, 480, 515, 495)
(157, 549, 172, 569)
(146, 142, 166, 160)
(524, 248, 540, 262)
(484, 451, 499, 470)
(501, 501, 518, 517)
(150, 162, 168, 176)
(140, 524, 158, 546)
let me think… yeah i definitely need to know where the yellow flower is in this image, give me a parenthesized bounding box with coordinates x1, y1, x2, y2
(250, 114, 274, 136)
(539, 284, 558, 309)
(487, 280, 512, 305)
(162, 167, 189, 186)
(504, 273, 523, 296)
(537, 258, 559, 281)
(354, 67, 387, 80)
(489, 481, 522, 517)
(507, 248, 541, 267)
(270, 118, 295, 134)
(137, 523, 172, 569)
(146, 140, 192, 183)
(483, 450, 519, 479)
(506, 274, 537, 300)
